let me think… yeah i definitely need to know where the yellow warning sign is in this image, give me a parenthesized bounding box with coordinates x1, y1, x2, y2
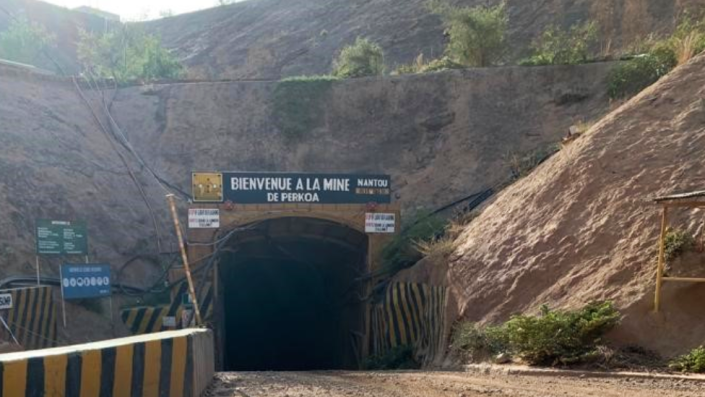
(192, 173, 223, 202)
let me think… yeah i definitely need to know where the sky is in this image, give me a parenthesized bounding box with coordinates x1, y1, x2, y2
(42, 0, 231, 21)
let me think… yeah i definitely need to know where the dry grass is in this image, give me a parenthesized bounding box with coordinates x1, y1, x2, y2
(573, 119, 595, 134)
(674, 31, 703, 65)
(414, 235, 457, 260)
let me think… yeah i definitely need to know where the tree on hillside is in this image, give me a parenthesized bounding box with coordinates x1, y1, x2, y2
(0, 17, 55, 66)
(332, 37, 385, 78)
(429, 1, 508, 67)
(521, 21, 599, 65)
(77, 25, 183, 82)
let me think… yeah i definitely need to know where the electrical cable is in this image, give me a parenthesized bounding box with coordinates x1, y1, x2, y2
(0, 276, 146, 294)
(72, 75, 166, 255)
(186, 224, 258, 246)
(0, 315, 19, 345)
(86, 71, 191, 201)
(4, 319, 61, 347)
(114, 252, 180, 296)
(182, 221, 268, 326)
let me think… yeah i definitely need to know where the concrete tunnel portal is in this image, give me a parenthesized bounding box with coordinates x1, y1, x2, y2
(185, 172, 398, 371)
(217, 216, 369, 371)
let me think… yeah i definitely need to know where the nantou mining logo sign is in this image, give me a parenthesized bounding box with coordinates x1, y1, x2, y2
(199, 172, 392, 204)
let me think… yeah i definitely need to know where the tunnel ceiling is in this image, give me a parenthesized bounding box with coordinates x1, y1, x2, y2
(225, 216, 368, 252)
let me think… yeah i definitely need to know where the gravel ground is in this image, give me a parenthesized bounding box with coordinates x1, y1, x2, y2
(207, 371, 705, 397)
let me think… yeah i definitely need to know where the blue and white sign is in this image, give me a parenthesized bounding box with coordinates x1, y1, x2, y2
(60, 264, 111, 300)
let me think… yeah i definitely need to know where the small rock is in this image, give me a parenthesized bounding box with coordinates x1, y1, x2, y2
(494, 353, 511, 364)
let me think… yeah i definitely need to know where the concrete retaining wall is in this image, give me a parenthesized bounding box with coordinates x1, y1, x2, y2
(0, 328, 214, 396)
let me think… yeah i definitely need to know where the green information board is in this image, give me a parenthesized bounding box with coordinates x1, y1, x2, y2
(35, 219, 88, 255)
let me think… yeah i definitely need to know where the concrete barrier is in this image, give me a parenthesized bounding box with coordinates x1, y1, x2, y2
(0, 286, 58, 350)
(0, 328, 214, 397)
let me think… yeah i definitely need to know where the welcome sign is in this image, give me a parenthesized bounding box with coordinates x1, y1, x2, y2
(220, 172, 391, 204)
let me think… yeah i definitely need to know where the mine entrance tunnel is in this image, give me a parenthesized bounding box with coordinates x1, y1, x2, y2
(216, 216, 369, 371)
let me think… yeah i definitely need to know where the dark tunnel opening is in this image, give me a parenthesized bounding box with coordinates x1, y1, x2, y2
(217, 217, 368, 371)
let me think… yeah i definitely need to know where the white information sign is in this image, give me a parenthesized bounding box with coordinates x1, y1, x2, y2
(162, 316, 176, 327)
(188, 209, 220, 229)
(0, 294, 12, 310)
(182, 309, 193, 328)
(365, 213, 396, 233)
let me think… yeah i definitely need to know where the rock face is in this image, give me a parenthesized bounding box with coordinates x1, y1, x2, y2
(143, 0, 705, 79)
(2, 0, 703, 79)
(419, 54, 705, 357)
(0, 60, 611, 293)
(108, 63, 612, 213)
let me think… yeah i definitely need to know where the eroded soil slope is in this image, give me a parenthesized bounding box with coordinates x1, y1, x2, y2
(424, 54, 705, 357)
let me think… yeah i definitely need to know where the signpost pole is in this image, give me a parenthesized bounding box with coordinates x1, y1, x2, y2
(166, 194, 203, 326)
(35, 256, 40, 286)
(108, 297, 114, 332)
(59, 266, 67, 328)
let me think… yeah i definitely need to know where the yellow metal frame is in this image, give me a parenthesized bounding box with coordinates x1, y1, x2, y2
(653, 199, 705, 312)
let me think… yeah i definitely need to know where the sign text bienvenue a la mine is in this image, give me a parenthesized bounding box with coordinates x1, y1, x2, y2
(223, 173, 391, 204)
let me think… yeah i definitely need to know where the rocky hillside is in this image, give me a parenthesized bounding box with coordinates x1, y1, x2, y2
(2, 0, 703, 79)
(0, 59, 613, 342)
(402, 53, 705, 357)
(144, 0, 705, 79)
(0, 0, 111, 73)
(0, 59, 612, 281)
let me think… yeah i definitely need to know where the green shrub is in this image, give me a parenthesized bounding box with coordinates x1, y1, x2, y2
(77, 25, 183, 82)
(607, 46, 677, 99)
(504, 302, 621, 366)
(520, 21, 599, 66)
(429, 1, 508, 67)
(670, 346, 705, 373)
(332, 37, 385, 78)
(664, 228, 695, 261)
(380, 211, 447, 274)
(363, 345, 420, 370)
(272, 75, 339, 140)
(451, 322, 509, 361)
(609, 13, 705, 99)
(0, 17, 55, 66)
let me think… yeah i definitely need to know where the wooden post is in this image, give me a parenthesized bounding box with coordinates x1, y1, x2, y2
(654, 205, 669, 312)
(166, 194, 203, 326)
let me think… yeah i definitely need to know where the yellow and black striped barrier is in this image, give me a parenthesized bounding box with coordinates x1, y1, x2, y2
(0, 328, 214, 397)
(121, 283, 214, 336)
(370, 282, 448, 363)
(0, 286, 57, 350)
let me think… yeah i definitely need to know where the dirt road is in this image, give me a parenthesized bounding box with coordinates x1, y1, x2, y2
(208, 371, 705, 397)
